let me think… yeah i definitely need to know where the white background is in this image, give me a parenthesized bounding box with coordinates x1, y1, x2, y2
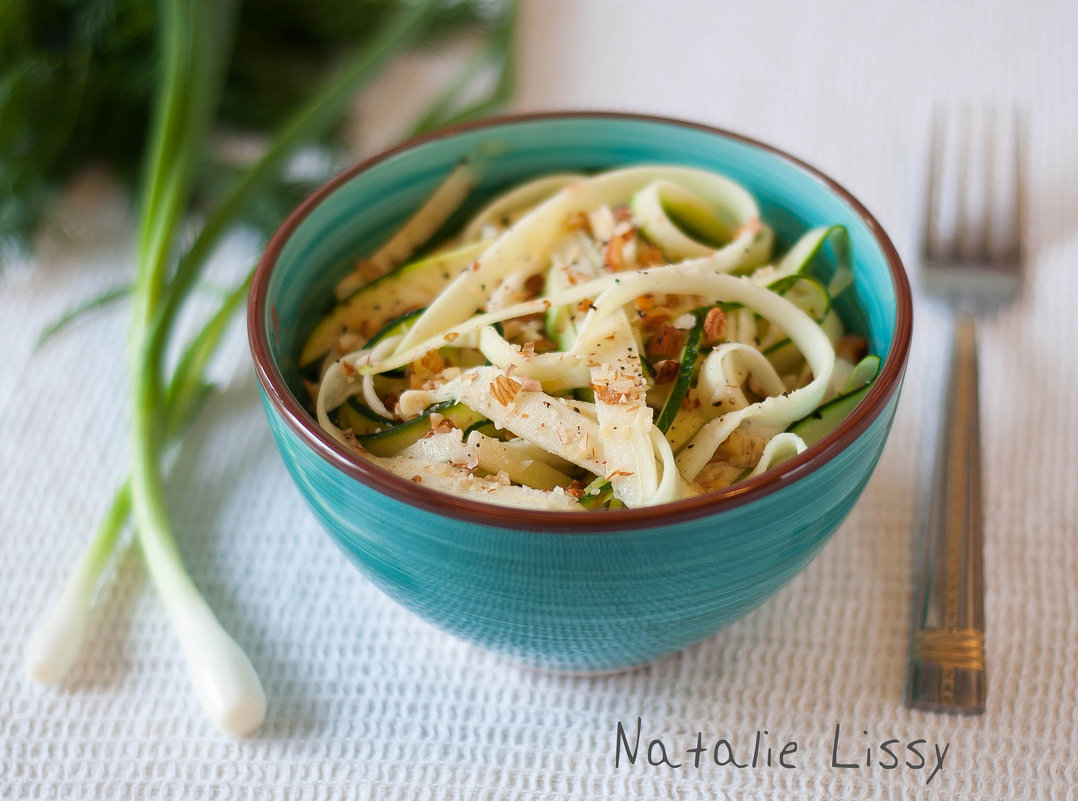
(2, 1, 1076, 798)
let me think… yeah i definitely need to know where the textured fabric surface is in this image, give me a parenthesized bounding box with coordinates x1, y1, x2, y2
(2, 1, 1076, 798)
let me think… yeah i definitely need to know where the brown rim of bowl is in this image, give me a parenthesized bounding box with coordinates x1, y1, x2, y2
(248, 110, 912, 533)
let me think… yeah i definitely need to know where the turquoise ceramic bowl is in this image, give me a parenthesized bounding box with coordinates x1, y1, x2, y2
(249, 112, 912, 672)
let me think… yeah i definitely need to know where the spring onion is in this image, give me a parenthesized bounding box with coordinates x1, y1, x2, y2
(25, 0, 518, 735)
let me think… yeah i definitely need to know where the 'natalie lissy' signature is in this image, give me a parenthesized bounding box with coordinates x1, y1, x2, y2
(615, 719, 949, 785)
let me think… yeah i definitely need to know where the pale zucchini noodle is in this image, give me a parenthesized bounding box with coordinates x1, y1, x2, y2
(306, 165, 877, 509)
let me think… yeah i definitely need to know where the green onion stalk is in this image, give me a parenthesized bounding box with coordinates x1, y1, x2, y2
(25, 0, 517, 736)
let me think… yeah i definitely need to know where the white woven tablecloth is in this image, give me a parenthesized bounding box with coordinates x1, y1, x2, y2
(3, 1, 1076, 798)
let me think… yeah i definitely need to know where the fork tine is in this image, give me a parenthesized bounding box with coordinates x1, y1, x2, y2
(923, 112, 942, 259)
(987, 109, 1022, 265)
(957, 107, 988, 261)
(925, 108, 966, 262)
(926, 108, 1024, 270)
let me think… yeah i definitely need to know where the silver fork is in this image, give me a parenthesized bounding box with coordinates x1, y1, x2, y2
(906, 108, 1024, 714)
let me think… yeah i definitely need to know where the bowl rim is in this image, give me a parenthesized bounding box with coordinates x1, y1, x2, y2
(248, 110, 913, 533)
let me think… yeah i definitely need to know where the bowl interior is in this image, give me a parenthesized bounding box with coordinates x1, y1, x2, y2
(262, 116, 903, 400)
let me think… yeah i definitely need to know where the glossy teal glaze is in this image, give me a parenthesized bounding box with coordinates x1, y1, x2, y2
(252, 114, 910, 671)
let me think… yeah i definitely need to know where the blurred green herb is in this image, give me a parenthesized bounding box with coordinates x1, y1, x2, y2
(33, 282, 131, 349)
(20, 0, 516, 735)
(1, 0, 516, 253)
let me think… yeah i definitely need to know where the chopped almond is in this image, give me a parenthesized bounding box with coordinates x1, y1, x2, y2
(524, 273, 546, 297)
(590, 383, 628, 405)
(491, 374, 522, 405)
(423, 419, 452, 438)
(411, 349, 445, 379)
(654, 359, 681, 384)
(634, 294, 655, 313)
(680, 392, 701, 410)
(639, 306, 672, 330)
(562, 210, 590, 232)
(646, 323, 684, 359)
(636, 240, 667, 266)
(702, 307, 727, 345)
(603, 232, 628, 272)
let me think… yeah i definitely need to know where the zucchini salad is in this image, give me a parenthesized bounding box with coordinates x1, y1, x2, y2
(302, 165, 879, 511)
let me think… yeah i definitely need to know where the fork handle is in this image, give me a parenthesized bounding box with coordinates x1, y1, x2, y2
(907, 312, 986, 714)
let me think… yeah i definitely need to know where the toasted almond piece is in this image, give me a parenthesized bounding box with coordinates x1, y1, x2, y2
(562, 210, 590, 232)
(640, 306, 672, 330)
(702, 306, 727, 345)
(646, 323, 684, 359)
(411, 349, 446, 379)
(603, 234, 627, 272)
(491, 374, 522, 405)
(654, 359, 681, 384)
(524, 273, 546, 297)
(634, 294, 655, 313)
(590, 383, 628, 405)
(636, 240, 667, 267)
